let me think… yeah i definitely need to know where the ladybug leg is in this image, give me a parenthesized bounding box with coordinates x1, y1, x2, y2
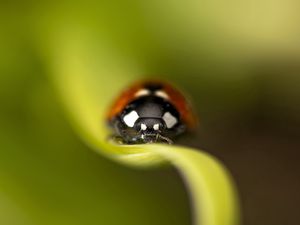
(155, 134, 159, 142)
(157, 134, 173, 145)
(107, 135, 126, 144)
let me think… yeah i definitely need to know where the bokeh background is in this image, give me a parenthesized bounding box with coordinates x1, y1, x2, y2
(1, 1, 300, 225)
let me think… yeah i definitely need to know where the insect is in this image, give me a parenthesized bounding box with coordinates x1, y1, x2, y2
(107, 80, 197, 144)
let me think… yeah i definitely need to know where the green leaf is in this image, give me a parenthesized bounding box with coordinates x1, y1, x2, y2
(46, 29, 240, 225)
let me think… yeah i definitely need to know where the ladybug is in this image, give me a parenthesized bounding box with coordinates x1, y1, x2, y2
(107, 80, 197, 144)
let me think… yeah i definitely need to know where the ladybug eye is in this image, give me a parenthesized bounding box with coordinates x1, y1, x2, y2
(140, 123, 147, 131)
(153, 124, 160, 131)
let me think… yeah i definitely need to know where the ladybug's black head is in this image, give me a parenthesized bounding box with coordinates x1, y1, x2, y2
(133, 117, 166, 143)
(114, 96, 184, 144)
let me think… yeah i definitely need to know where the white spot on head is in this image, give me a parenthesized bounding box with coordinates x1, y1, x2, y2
(155, 90, 169, 99)
(141, 123, 147, 131)
(123, 111, 139, 127)
(163, 112, 177, 128)
(153, 124, 160, 130)
(135, 89, 151, 97)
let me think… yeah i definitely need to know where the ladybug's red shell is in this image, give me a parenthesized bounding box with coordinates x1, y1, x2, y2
(107, 79, 197, 144)
(107, 80, 197, 130)
(107, 81, 144, 122)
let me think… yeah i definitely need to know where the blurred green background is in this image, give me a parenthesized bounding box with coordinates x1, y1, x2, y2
(0, 1, 300, 225)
